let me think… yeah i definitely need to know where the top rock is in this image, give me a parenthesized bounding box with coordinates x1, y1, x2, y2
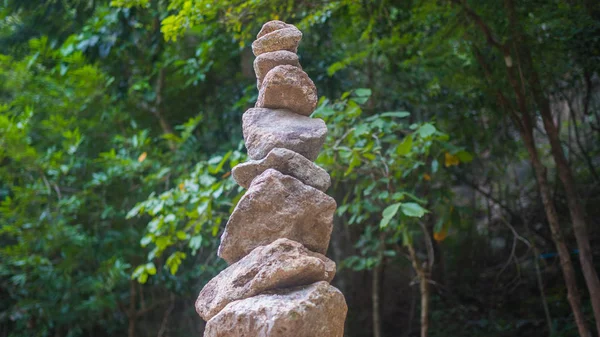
(252, 25, 302, 56)
(256, 20, 295, 39)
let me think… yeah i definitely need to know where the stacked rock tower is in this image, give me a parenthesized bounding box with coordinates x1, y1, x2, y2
(195, 21, 348, 336)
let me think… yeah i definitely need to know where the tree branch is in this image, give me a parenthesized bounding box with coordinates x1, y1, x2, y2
(450, 0, 506, 51)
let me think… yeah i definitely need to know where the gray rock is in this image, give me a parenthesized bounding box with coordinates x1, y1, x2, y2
(232, 148, 331, 192)
(242, 108, 327, 161)
(256, 65, 318, 116)
(218, 169, 336, 264)
(254, 51, 301, 89)
(203, 281, 347, 337)
(195, 238, 335, 321)
(252, 27, 302, 56)
(256, 20, 294, 39)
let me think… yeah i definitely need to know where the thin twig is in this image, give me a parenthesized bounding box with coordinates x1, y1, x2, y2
(157, 293, 175, 337)
(418, 221, 435, 271)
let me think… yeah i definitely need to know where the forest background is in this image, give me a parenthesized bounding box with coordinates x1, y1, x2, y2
(1, 0, 600, 336)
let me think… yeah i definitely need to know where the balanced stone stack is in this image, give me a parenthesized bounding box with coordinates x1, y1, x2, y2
(195, 21, 348, 337)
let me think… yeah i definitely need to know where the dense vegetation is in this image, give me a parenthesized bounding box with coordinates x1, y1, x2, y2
(1, 1, 599, 336)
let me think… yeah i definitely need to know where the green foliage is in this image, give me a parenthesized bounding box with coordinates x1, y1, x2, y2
(1, 0, 599, 336)
(0, 34, 140, 335)
(0, 2, 245, 334)
(109, 0, 150, 8)
(315, 89, 470, 270)
(127, 149, 245, 282)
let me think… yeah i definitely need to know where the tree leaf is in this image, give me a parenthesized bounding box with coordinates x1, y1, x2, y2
(140, 235, 153, 247)
(380, 203, 401, 228)
(456, 150, 474, 163)
(127, 203, 143, 219)
(400, 202, 427, 218)
(189, 235, 203, 255)
(176, 230, 187, 240)
(139, 273, 148, 284)
(431, 159, 439, 173)
(380, 111, 410, 118)
(145, 262, 156, 275)
(417, 123, 436, 138)
(354, 88, 372, 97)
(396, 135, 413, 155)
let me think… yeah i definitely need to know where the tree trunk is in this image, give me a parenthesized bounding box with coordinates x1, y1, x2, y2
(372, 266, 382, 337)
(128, 280, 137, 337)
(149, 6, 176, 151)
(519, 120, 591, 337)
(407, 241, 429, 337)
(419, 274, 430, 337)
(504, 0, 600, 330)
(372, 232, 384, 337)
(532, 244, 554, 336)
(467, 27, 591, 336)
(538, 99, 600, 335)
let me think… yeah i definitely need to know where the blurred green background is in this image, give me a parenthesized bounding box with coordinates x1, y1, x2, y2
(1, 0, 600, 336)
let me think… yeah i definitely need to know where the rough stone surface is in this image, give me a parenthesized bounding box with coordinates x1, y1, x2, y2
(242, 108, 327, 161)
(252, 27, 302, 56)
(256, 20, 294, 39)
(256, 65, 318, 116)
(218, 169, 336, 264)
(232, 148, 331, 192)
(196, 20, 347, 336)
(204, 281, 347, 337)
(254, 51, 301, 89)
(195, 238, 335, 321)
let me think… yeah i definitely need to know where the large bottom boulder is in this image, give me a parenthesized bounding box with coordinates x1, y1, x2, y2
(203, 281, 347, 337)
(195, 238, 335, 321)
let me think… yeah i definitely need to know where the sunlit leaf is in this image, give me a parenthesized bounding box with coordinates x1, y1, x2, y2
(400, 202, 427, 218)
(137, 152, 147, 162)
(355, 87, 372, 96)
(417, 123, 436, 138)
(140, 235, 153, 247)
(145, 263, 156, 275)
(380, 203, 401, 228)
(380, 111, 410, 118)
(396, 135, 413, 155)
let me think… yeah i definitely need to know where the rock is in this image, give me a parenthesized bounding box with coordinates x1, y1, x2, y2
(252, 27, 302, 56)
(203, 281, 347, 337)
(242, 108, 327, 161)
(195, 238, 335, 321)
(256, 20, 294, 39)
(256, 65, 318, 116)
(254, 51, 301, 89)
(232, 148, 331, 192)
(218, 169, 336, 264)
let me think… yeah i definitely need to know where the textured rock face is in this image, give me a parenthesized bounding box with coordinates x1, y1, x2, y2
(196, 238, 335, 321)
(254, 51, 301, 89)
(252, 27, 302, 56)
(218, 169, 336, 264)
(232, 148, 331, 192)
(203, 281, 347, 337)
(242, 108, 327, 161)
(195, 20, 347, 336)
(256, 65, 318, 116)
(256, 20, 293, 39)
